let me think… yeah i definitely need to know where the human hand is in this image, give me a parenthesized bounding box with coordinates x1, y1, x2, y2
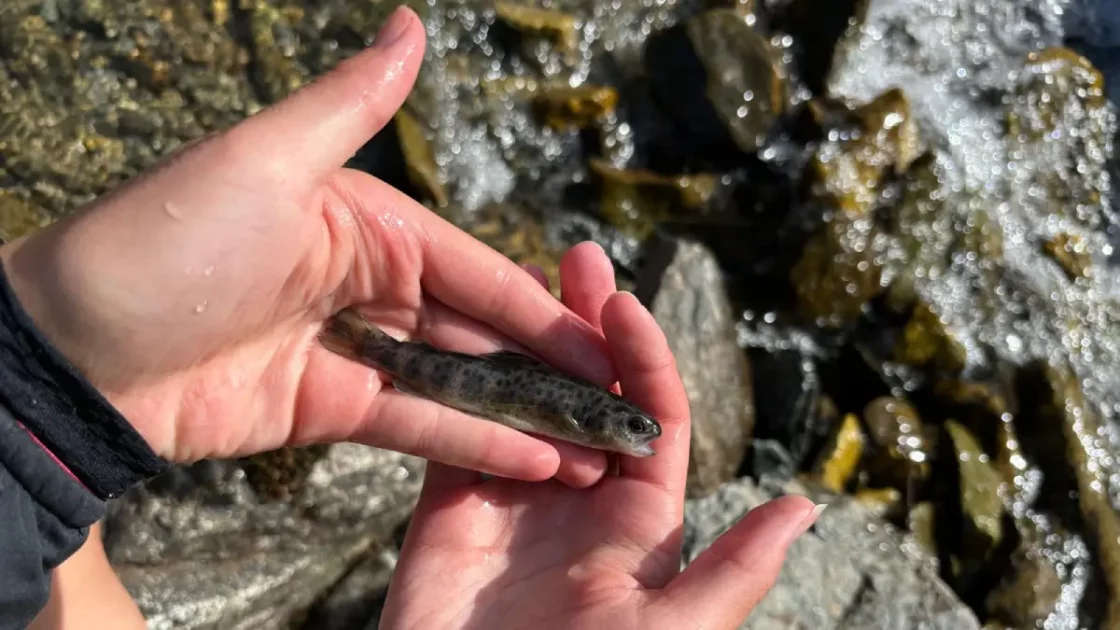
(0, 6, 615, 486)
(379, 244, 822, 630)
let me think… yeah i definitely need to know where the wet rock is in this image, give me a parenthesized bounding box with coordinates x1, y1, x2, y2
(588, 157, 722, 240)
(394, 107, 449, 208)
(746, 438, 798, 480)
(104, 444, 425, 629)
(908, 501, 938, 562)
(684, 8, 787, 154)
(533, 85, 618, 130)
(790, 88, 919, 326)
(682, 476, 981, 629)
(0, 191, 51, 242)
(493, 2, 580, 57)
(741, 321, 832, 467)
(789, 211, 885, 326)
(636, 236, 755, 498)
(944, 420, 1005, 561)
(1015, 361, 1120, 628)
(893, 302, 967, 373)
(862, 396, 931, 492)
(299, 546, 398, 630)
(811, 412, 864, 493)
(853, 486, 902, 519)
(243, 0, 308, 103)
(984, 544, 1062, 629)
(1041, 232, 1093, 281)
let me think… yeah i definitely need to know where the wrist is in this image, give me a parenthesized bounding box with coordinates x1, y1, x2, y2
(0, 232, 169, 497)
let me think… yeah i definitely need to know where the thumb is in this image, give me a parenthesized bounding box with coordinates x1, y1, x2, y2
(652, 496, 822, 628)
(227, 5, 425, 183)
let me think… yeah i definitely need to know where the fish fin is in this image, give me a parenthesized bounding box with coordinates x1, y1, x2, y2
(483, 349, 545, 368)
(318, 308, 391, 362)
(391, 379, 421, 397)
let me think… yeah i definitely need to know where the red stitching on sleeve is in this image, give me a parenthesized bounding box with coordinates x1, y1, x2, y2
(13, 418, 88, 491)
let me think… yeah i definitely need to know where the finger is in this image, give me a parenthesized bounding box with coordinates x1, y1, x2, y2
(558, 241, 622, 396)
(599, 292, 690, 496)
(421, 460, 484, 491)
(522, 264, 551, 290)
(345, 176, 618, 388)
(558, 241, 616, 331)
(537, 437, 606, 489)
(415, 294, 534, 356)
(652, 497, 822, 628)
(228, 6, 425, 183)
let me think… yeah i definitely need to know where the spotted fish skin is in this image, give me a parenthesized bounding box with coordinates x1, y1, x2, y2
(318, 308, 662, 457)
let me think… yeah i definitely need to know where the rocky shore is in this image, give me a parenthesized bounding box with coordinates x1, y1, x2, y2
(4, 0, 1120, 627)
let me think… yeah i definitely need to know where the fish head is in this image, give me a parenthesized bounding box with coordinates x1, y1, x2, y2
(585, 401, 663, 457)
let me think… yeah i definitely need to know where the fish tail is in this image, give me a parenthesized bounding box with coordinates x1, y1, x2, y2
(318, 307, 397, 367)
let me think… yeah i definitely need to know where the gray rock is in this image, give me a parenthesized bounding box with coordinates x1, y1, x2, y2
(682, 477, 981, 630)
(300, 546, 399, 630)
(103, 444, 426, 629)
(636, 236, 755, 498)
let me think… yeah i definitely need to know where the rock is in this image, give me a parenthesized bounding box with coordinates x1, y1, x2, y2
(684, 8, 788, 153)
(394, 107, 449, 208)
(746, 344, 829, 467)
(300, 546, 399, 630)
(789, 88, 919, 326)
(104, 444, 426, 629)
(682, 477, 981, 629)
(588, 157, 721, 240)
(636, 236, 755, 498)
(861, 396, 931, 492)
(944, 419, 1005, 565)
(984, 544, 1062, 628)
(811, 412, 864, 493)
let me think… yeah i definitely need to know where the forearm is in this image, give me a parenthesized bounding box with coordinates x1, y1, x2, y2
(27, 523, 147, 630)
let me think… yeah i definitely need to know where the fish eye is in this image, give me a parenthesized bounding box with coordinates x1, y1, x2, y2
(627, 416, 649, 433)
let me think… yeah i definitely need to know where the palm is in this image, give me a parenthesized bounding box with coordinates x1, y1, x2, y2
(384, 476, 680, 628)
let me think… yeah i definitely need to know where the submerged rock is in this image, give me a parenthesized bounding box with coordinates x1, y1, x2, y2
(811, 412, 864, 493)
(984, 543, 1063, 629)
(636, 236, 755, 498)
(682, 476, 981, 629)
(683, 8, 789, 154)
(943, 419, 1005, 569)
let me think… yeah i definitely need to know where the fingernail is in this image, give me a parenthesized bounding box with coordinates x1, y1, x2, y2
(374, 6, 413, 48)
(799, 503, 827, 534)
(780, 502, 825, 547)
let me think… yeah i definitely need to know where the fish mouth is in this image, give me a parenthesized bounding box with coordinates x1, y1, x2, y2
(625, 443, 656, 458)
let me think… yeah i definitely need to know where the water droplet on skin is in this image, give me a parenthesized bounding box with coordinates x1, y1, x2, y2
(163, 201, 182, 220)
(194, 301, 209, 314)
(204, 266, 215, 276)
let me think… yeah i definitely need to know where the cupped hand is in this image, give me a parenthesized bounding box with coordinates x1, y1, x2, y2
(0, 6, 616, 486)
(380, 244, 822, 630)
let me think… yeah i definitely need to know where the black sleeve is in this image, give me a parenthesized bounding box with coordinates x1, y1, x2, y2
(0, 260, 168, 630)
(0, 406, 106, 629)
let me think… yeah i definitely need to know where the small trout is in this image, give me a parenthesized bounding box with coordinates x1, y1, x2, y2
(318, 308, 662, 457)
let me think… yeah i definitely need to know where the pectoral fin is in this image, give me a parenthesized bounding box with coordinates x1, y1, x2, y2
(392, 379, 420, 397)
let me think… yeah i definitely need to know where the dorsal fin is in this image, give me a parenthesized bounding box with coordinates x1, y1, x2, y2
(483, 349, 547, 368)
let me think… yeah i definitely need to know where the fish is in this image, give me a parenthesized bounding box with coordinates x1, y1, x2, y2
(317, 307, 662, 457)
